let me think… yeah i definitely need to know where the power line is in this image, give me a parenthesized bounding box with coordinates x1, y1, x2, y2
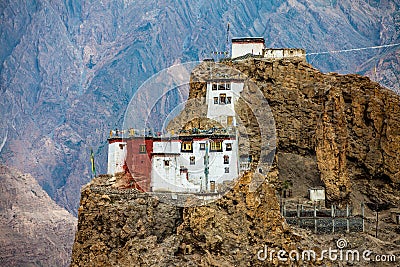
(306, 42, 400, 56)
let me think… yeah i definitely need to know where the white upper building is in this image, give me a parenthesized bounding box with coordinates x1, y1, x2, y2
(231, 37, 265, 58)
(206, 80, 244, 127)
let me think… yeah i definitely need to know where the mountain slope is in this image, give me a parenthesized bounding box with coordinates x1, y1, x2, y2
(0, 165, 77, 266)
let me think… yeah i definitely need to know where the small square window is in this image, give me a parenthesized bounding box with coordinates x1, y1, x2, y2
(200, 143, 205, 150)
(218, 84, 225, 90)
(226, 84, 230, 90)
(224, 155, 229, 164)
(164, 160, 170, 166)
(212, 84, 217, 90)
(214, 97, 219, 104)
(139, 144, 146, 153)
(225, 167, 229, 173)
(190, 156, 195, 165)
(225, 143, 232, 151)
(219, 94, 226, 104)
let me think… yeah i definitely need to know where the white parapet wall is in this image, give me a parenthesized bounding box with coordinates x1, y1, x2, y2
(107, 140, 127, 175)
(263, 48, 306, 60)
(151, 154, 200, 193)
(231, 37, 265, 58)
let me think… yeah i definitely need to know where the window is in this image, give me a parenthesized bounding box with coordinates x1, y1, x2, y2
(218, 84, 225, 90)
(224, 155, 229, 164)
(181, 141, 193, 152)
(226, 96, 232, 104)
(227, 116, 233, 126)
(225, 143, 232, 151)
(226, 84, 230, 90)
(210, 141, 222, 152)
(219, 94, 226, 104)
(214, 97, 219, 104)
(212, 84, 217, 90)
(139, 144, 146, 153)
(190, 156, 195, 165)
(119, 144, 125, 150)
(225, 167, 229, 173)
(164, 160, 170, 166)
(199, 143, 205, 150)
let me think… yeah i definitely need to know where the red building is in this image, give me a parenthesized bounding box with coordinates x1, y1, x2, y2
(125, 137, 154, 192)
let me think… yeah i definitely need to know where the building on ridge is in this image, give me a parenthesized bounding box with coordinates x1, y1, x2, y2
(107, 76, 250, 194)
(231, 37, 306, 61)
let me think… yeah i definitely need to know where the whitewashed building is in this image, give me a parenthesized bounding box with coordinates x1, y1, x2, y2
(231, 37, 265, 58)
(308, 187, 325, 202)
(263, 48, 306, 60)
(150, 134, 239, 193)
(107, 75, 246, 193)
(107, 139, 127, 175)
(205, 80, 244, 127)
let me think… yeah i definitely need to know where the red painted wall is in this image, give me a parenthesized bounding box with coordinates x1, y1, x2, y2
(125, 137, 153, 192)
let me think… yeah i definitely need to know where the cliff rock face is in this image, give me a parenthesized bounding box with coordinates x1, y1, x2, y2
(0, 165, 77, 267)
(71, 173, 298, 267)
(71, 59, 399, 266)
(228, 58, 400, 205)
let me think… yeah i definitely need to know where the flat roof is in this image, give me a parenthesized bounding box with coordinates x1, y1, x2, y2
(232, 37, 265, 43)
(205, 78, 245, 83)
(264, 48, 306, 51)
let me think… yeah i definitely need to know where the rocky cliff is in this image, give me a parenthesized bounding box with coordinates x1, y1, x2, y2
(0, 165, 77, 267)
(1, 0, 400, 216)
(227, 58, 399, 206)
(71, 173, 299, 266)
(71, 58, 399, 266)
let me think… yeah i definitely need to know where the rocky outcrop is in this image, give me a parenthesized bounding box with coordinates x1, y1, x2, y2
(71, 58, 400, 266)
(71, 173, 302, 267)
(0, 165, 77, 267)
(226, 58, 400, 205)
(176, 58, 400, 205)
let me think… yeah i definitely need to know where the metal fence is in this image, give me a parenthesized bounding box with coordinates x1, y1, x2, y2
(283, 203, 364, 234)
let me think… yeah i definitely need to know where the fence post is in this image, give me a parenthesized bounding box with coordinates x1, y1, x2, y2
(297, 204, 300, 226)
(283, 202, 286, 217)
(331, 205, 335, 234)
(346, 204, 350, 233)
(314, 204, 317, 233)
(361, 202, 365, 232)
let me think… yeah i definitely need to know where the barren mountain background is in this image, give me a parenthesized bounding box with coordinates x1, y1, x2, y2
(1, 0, 399, 216)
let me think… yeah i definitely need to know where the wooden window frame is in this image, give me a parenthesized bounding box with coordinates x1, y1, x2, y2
(181, 141, 193, 152)
(139, 144, 146, 154)
(210, 141, 222, 152)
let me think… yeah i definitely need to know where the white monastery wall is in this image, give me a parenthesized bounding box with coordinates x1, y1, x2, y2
(107, 141, 127, 175)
